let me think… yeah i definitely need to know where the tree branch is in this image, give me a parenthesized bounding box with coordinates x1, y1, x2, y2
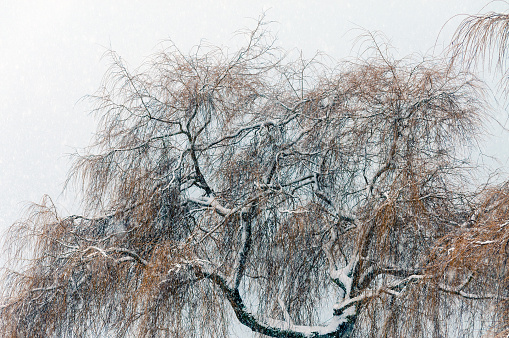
(230, 208, 254, 290)
(188, 196, 233, 217)
(195, 264, 357, 338)
(438, 282, 508, 300)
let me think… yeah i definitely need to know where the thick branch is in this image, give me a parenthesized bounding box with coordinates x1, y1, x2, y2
(230, 209, 254, 289)
(195, 265, 357, 338)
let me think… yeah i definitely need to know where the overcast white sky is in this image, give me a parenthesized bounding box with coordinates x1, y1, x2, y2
(1, 0, 508, 249)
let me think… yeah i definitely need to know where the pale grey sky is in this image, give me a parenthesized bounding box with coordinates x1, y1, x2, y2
(0, 0, 507, 255)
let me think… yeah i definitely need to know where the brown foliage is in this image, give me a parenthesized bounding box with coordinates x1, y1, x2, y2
(1, 19, 508, 338)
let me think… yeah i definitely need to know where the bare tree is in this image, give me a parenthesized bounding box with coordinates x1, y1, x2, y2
(1, 20, 508, 337)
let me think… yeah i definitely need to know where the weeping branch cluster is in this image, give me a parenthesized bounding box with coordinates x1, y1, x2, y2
(2, 19, 509, 338)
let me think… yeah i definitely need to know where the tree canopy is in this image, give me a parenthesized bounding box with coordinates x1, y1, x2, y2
(2, 15, 509, 338)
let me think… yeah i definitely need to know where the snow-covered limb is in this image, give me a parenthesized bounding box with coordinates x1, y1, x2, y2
(330, 254, 359, 300)
(195, 262, 357, 338)
(263, 307, 357, 337)
(82, 245, 108, 259)
(357, 266, 424, 290)
(438, 282, 509, 300)
(332, 271, 506, 318)
(473, 240, 495, 245)
(109, 247, 148, 266)
(69, 245, 149, 267)
(333, 274, 424, 315)
(188, 196, 233, 216)
(333, 290, 375, 315)
(387, 274, 424, 288)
